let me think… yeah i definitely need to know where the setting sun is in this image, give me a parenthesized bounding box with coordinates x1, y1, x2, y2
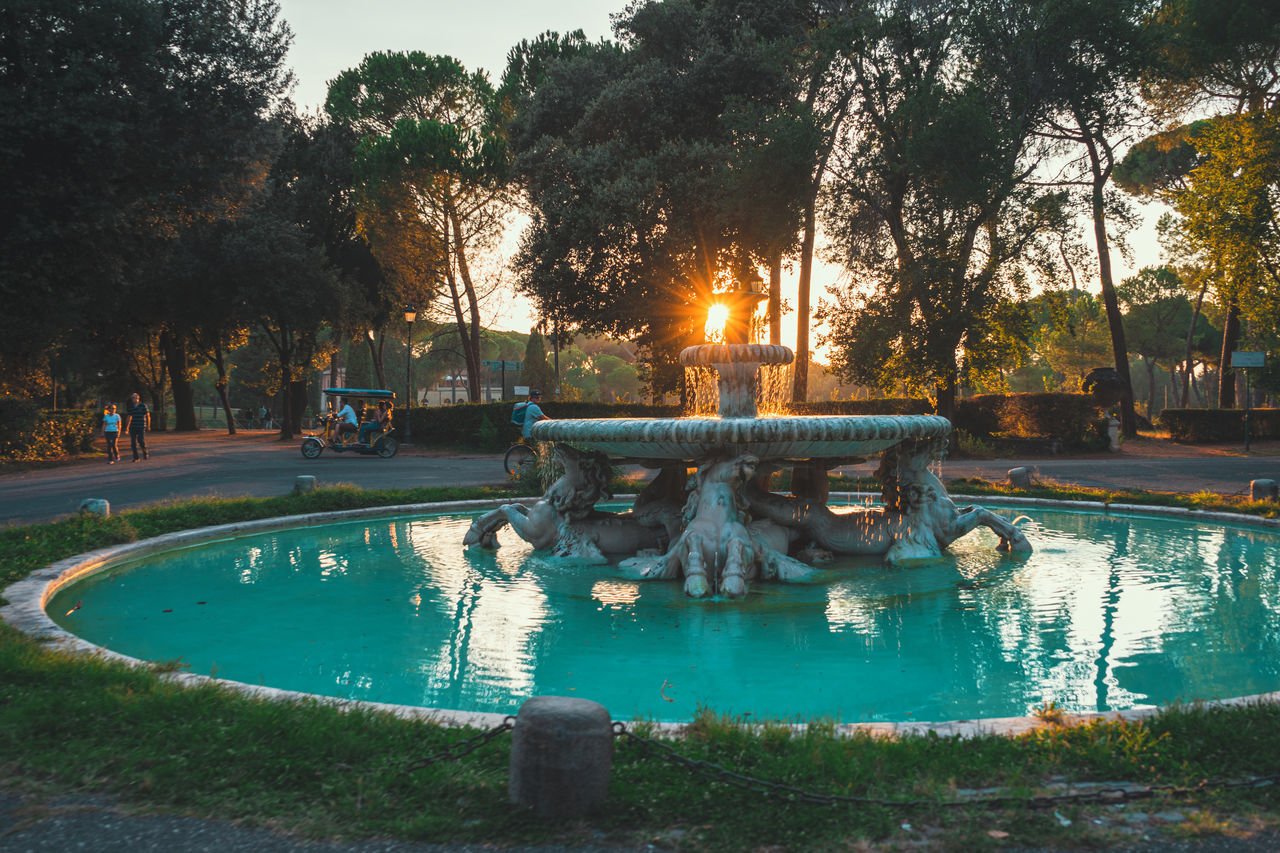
(705, 303, 730, 343)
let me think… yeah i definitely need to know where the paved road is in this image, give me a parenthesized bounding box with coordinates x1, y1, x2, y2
(2, 430, 1279, 528)
(0, 431, 510, 528)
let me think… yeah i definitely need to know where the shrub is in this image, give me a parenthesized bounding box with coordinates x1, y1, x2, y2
(1159, 408, 1280, 443)
(954, 393, 1102, 447)
(411, 401, 682, 450)
(0, 399, 97, 461)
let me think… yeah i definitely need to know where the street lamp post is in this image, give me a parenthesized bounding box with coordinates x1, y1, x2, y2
(404, 307, 416, 443)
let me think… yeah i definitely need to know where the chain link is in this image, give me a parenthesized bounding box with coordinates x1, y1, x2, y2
(611, 722, 1280, 811)
(337, 716, 516, 775)
(338, 715, 1279, 811)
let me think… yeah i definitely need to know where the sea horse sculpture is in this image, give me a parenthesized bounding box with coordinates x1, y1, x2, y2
(624, 454, 812, 598)
(747, 440, 1031, 564)
(463, 445, 680, 561)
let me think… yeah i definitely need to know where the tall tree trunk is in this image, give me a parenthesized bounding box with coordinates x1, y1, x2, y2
(288, 380, 308, 436)
(792, 197, 816, 403)
(1180, 282, 1207, 407)
(1218, 300, 1241, 408)
(212, 344, 236, 434)
(935, 375, 957, 423)
(160, 330, 197, 431)
(448, 205, 484, 403)
(366, 333, 387, 389)
(767, 250, 782, 346)
(1144, 357, 1157, 417)
(277, 359, 296, 439)
(1077, 109, 1137, 437)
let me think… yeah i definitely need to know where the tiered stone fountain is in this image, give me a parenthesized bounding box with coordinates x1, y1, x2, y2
(464, 338, 1030, 598)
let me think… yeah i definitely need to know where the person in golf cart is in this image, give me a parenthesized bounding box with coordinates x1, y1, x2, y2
(358, 400, 392, 445)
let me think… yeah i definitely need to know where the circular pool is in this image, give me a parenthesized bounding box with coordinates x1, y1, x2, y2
(26, 499, 1280, 727)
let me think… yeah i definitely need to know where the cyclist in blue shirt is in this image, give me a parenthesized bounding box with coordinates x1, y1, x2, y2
(512, 389, 548, 439)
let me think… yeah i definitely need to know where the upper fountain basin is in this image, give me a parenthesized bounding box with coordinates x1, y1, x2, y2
(530, 414, 952, 462)
(680, 343, 794, 366)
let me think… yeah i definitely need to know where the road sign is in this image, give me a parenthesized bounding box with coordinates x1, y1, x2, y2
(1233, 351, 1266, 368)
(482, 360, 524, 370)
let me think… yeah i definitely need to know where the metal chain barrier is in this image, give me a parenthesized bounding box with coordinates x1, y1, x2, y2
(337, 716, 515, 775)
(336, 714, 1279, 811)
(611, 721, 1280, 811)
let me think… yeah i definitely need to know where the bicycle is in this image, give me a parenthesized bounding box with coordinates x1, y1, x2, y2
(503, 439, 537, 478)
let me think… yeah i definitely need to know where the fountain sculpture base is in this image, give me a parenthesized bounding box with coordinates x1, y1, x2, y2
(464, 439, 1030, 599)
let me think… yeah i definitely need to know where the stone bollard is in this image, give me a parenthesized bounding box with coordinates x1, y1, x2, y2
(78, 498, 110, 517)
(294, 475, 316, 494)
(1250, 479, 1278, 502)
(1007, 467, 1032, 490)
(509, 696, 612, 817)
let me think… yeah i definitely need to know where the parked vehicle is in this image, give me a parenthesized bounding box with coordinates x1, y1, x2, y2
(301, 388, 399, 459)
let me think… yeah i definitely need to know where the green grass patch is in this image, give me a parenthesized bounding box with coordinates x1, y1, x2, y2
(2, 484, 1280, 849)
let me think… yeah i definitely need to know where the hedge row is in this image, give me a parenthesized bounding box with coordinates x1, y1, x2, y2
(0, 398, 97, 461)
(402, 401, 683, 451)
(784, 399, 934, 416)
(1159, 408, 1280, 443)
(953, 393, 1104, 447)
(404, 393, 1106, 451)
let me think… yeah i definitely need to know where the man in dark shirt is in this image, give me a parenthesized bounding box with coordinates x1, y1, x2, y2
(123, 392, 150, 461)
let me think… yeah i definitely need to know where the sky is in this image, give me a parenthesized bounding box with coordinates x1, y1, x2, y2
(277, 0, 627, 115)
(275, 0, 1164, 348)
(277, 0, 629, 334)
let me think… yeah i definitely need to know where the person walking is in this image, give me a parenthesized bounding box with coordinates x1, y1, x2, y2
(101, 403, 121, 464)
(123, 392, 150, 462)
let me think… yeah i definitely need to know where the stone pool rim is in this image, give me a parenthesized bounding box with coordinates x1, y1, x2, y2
(5, 494, 1280, 739)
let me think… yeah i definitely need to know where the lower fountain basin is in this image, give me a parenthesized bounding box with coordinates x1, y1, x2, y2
(19, 500, 1280, 726)
(531, 414, 952, 462)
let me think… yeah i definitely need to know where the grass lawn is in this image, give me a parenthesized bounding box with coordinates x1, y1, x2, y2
(2, 481, 1279, 851)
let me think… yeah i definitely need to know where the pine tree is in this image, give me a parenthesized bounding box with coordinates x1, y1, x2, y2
(522, 330, 556, 397)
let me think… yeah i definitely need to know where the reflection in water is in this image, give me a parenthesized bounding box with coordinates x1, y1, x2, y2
(46, 508, 1280, 723)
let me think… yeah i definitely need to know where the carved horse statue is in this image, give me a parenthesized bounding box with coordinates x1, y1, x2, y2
(747, 440, 1031, 565)
(463, 445, 679, 561)
(626, 454, 811, 598)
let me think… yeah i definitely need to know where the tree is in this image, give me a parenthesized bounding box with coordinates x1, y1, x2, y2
(1131, 0, 1280, 407)
(505, 2, 815, 400)
(820, 0, 1067, 418)
(218, 207, 341, 437)
(522, 331, 556, 397)
(326, 51, 511, 403)
(1117, 266, 1199, 416)
(1029, 0, 1153, 436)
(0, 0, 293, 402)
(275, 117, 392, 392)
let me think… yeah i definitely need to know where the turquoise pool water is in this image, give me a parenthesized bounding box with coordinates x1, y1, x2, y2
(47, 505, 1280, 723)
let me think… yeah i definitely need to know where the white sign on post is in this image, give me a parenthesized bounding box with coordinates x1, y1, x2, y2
(514, 385, 531, 396)
(1233, 351, 1266, 368)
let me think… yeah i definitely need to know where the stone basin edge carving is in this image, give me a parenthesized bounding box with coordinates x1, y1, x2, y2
(530, 414, 952, 461)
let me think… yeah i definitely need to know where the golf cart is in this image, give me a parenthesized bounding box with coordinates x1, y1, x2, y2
(301, 388, 400, 458)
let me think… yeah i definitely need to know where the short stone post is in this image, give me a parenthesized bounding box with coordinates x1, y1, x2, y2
(1107, 417, 1121, 452)
(509, 696, 612, 817)
(78, 498, 110, 517)
(294, 475, 316, 494)
(1007, 467, 1032, 490)
(1250, 479, 1278, 502)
